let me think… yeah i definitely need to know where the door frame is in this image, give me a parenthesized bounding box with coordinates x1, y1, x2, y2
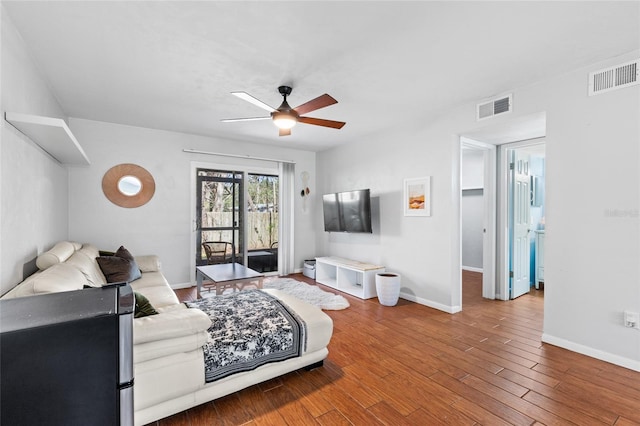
(457, 137, 546, 303)
(460, 138, 497, 300)
(497, 138, 546, 300)
(456, 111, 546, 305)
(189, 161, 279, 285)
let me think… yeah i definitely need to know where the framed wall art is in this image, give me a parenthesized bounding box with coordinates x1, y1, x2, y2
(403, 176, 431, 216)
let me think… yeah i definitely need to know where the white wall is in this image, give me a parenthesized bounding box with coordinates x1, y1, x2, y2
(316, 114, 462, 312)
(461, 149, 484, 189)
(317, 51, 640, 370)
(461, 191, 484, 270)
(540, 53, 639, 370)
(67, 118, 316, 286)
(0, 8, 69, 294)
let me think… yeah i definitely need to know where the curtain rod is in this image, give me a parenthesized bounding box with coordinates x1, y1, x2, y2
(182, 149, 295, 164)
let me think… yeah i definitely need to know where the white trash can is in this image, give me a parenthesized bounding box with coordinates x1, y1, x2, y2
(375, 272, 401, 306)
(303, 260, 316, 279)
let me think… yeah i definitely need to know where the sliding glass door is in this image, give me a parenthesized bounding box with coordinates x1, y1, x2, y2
(195, 168, 280, 273)
(196, 169, 244, 266)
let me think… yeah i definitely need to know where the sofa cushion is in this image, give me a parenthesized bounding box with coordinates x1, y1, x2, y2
(129, 270, 179, 309)
(133, 332, 210, 364)
(75, 244, 108, 286)
(133, 306, 212, 345)
(11, 263, 86, 297)
(135, 255, 162, 273)
(134, 292, 159, 318)
(131, 277, 180, 309)
(36, 241, 79, 270)
(66, 251, 107, 287)
(78, 243, 101, 259)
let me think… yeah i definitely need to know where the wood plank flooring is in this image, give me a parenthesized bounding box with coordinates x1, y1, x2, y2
(148, 271, 640, 425)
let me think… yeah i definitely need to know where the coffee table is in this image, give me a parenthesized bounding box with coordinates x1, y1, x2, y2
(196, 263, 264, 299)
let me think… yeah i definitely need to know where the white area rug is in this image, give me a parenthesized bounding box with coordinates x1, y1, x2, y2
(200, 278, 350, 310)
(264, 278, 350, 310)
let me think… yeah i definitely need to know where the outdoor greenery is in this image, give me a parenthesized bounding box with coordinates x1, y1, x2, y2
(199, 171, 278, 252)
(247, 174, 278, 249)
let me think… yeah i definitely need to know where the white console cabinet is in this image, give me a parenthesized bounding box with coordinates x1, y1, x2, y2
(315, 257, 385, 299)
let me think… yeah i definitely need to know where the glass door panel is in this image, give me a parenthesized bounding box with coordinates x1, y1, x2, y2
(246, 173, 279, 272)
(196, 169, 244, 266)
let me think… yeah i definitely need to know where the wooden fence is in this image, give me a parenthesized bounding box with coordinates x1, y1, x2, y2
(202, 212, 278, 250)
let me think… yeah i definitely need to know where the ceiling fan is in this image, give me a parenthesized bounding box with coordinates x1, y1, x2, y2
(222, 86, 346, 136)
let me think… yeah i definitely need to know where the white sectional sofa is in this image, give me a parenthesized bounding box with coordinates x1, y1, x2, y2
(1, 241, 334, 425)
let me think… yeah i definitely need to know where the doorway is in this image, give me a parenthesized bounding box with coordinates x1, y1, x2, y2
(505, 142, 546, 299)
(193, 165, 282, 280)
(195, 169, 244, 267)
(460, 139, 496, 300)
(458, 111, 547, 307)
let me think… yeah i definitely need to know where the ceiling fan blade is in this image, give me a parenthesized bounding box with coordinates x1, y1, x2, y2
(231, 92, 276, 112)
(221, 116, 270, 122)
(293, 94, 337, 115)
(298, 116, 346, 129)
(279, 128, 292, 137)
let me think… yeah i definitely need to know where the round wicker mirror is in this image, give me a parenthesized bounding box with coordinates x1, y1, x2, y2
(102, 163, 155, 208)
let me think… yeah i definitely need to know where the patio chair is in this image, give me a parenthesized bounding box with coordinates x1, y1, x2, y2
(202, 241, 234, 265)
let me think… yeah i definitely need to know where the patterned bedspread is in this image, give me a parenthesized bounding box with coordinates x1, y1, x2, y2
(186, 290, 306, 383)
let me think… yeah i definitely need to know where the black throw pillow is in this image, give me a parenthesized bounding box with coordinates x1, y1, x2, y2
(115, 246, 136, 262)
(96, 245, 142, 283)
(134, 292, 158, 318)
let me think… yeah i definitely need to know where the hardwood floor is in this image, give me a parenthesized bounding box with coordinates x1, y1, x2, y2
(150, 271, 640, 425)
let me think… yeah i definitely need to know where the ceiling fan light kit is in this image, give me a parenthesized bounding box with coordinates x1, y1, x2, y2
(272, 111, 298, 129)
(223, 85, 346, 136)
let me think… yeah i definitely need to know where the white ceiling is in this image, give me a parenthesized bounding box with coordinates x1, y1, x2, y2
(4, 1, 639, 152)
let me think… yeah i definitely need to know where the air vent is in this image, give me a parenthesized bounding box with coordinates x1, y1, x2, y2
(477, 94, 512, 121)
(589, 59, 639, 96)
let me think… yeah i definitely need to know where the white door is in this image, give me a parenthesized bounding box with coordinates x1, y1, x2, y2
(510, 150, 531, 298)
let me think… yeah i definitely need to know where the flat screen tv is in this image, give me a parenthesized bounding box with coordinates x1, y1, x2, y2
(322, 189, 372, 233)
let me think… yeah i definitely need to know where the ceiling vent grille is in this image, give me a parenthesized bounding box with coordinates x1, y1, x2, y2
(477, 94, 512, 121)
(589, 59, 639, 96)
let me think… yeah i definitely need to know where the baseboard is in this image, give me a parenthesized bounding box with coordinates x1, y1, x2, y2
(542, 333, 640, 372)
(171, 279, 461, 313)
(399, 291, 461, 314)
(170, 281, 193, 290)
(462, 265, 483, 273)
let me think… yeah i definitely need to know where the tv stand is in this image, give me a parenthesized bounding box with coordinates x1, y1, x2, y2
(315, 257, 385, 299)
